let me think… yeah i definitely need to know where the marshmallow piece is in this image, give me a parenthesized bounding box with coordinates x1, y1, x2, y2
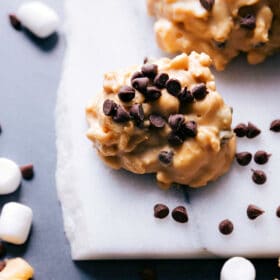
(17, 1, 59, 38)
(0, 202, 33, 245)
(220, 257, 256, 280)
(0, 158, 21, 195)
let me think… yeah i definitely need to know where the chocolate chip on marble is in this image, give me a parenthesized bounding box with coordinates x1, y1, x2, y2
(103, 99, 117, 116)
(219, 219, 234, 235)
(247, 204, 264, 220)
(154, 204, 169, 219)
(145, 86, 162, 102)
(20, 164, 34, 180)
(270, 119, 280, 132)
(141, 64, 158, 80)
(254, 151, 271, 165)
(168, 114, 185, 131)
(172, 206, 188, 223)
(0, 261, 6, 272)
(153, 73, 169, 89)
(9, 14, 22, 31)
(130, 104, 144, 123)
(178, 87, 194, 103)
(131, 71, 144, 83)
(240, 14, 256, 30)
(168, 132, 184, 146)
(166, 79, 182, 96)
(276, 206, 280, 218)
(158, 151, 174, 166)
(118, 86, 135, 102)
(233, 123, 248, 137)
(251, 169, 266, 185)
(191, 83, 208, 100)
(199, 0, 215, 11)
(0, 242, 6, 258)
(247, 122, 261, 138)
(149, 114, 165, 128)
(132, 77, 149, 94)
(113, 106, 130, 123)
(235, 152, 252, 166)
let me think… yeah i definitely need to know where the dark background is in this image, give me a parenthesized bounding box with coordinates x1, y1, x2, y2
(0, 1, 279, 279)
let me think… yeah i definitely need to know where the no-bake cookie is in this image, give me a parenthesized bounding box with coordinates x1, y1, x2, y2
(147, 0, 280, 70)
(86, 52, 236, 188)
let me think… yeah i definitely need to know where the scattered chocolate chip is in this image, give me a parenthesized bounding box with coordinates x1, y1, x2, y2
(199, 0, 215, 11)
(140, 268, 157, 280)
(191, 83, 208, 100)
(9, 14, 22, 31)
(166, 79, 181, 96)
(247, 204, 264, 220)
(143, 57, 149, 64)
(235, 152, 252, 166)
(254, 150, 271, 165)
(240, 14, 256, 30)
(153, 73, 169, 89)
(20, 164, 34, 180)
(247, 122, 261, 138)
(0, 242, 6, 258)
(131, 71, 144, 83)
(132, 77, 149, 94)
(103, 99, 117, 116)
(276, 206, 280, 218)
(178, 87, 194, 103)
(251, 169, 266, 185)
(158, 151, 174, 166)
(215, 41, 227, 49)
(168, 114, 185, 131)
(172, 206, 188, 223)
(154, 204, 169, 219)
(168, 132, 184, 146)
(118, 86, 135, 102)
(113, 106, 130, 123)
(219, 219, 234, 235)
(270, 119, 280, 132)
(130, 104, 144, 123)
(145, 86, 162, 102)
(149, 114, 165, 128)
(0, 261, 5, 272)
(141, 64, 158, 80)
(181, 121, 197, 138)
(234, 123, 248, 137)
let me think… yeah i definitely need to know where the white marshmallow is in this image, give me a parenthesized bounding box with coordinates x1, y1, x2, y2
(17, 1, 59, 38)
(0, 158, 21, 195)
(220, 257, 256, 280)
(0, 202, 33, 245)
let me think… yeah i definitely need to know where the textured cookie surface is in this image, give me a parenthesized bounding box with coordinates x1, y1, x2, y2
(148, 0, 280, 70)
(86, 52, 236, 188)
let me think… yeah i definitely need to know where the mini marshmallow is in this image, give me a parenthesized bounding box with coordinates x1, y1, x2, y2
(17, 1, 59, 38)
(0, 158, 21, 195)
(220, 257, 256, 280)
(0, 202, 33, 245)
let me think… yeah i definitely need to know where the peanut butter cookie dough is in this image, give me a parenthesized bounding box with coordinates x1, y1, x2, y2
(86, 52, 236, 188)
(147, 0, 280, 70)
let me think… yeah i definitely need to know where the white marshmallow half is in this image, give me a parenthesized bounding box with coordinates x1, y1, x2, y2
(17, 1, 59, 38)
(220, 257, 256, 280)
(0, 202, 33, 245)
(0, 158, 21, 195)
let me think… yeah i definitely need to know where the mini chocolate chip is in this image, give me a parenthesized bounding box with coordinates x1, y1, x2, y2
(199, 0, 215, 11)
(191, 83, 208, 100)
(172, 206, 188, 223)
(103, 99, 117, 116)
(143, 57, 149, 64)
(113, 106, 130, 123)
(130, 104, 144, 123)
(141, 64, 158, 79)
(132, 77, 149, 94)
(168, 114, 185, 131)
(254, 150, 271, 165)
(131, 71, 144, 83)
(20, 164, 34, 180)
(0, 242, 6, 258)
(247, 122, 261, 138)
(0, 261, 6, 272)
(276, 206, 280, 218)
(234, 123, 248, 137)
(251, 169, 266, 185)
(145, 86, 162, 102)
(158, 151, 174, 166)
(235, 152, 252, 166)
(270, 119, 280, 132)
(247, 204, 264, 220)
(240, 14, 256, 30)
(219, 219, 234, 235)
(149, 114, 165, 128)
(153, 73, 169, 89)
(154, 204, 169, 219)
(166, 79, 182, 96)
(9, 14, 22, 30)
(140, 268, 157, 280)
(178, 87, 194, 103)
(118, 86, 135, 102)
(168, 132, 184, 146)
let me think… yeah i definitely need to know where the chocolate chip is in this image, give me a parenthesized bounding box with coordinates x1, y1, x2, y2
(199, 0, 215, 11)
(118, 86, 135, 102)
(143, 57, 149, 64)
(247, 122, 261, 138)
(178, 87, 194, 103)
(270, 119, 280, 132)
(251, 169, 266, 185)
(113, 106, 130, 123)
(131, 71, 144, 83)
(172, 206, 188, 223)
(158, 151, 174, 166)
(20, 164, 34, 180)
(0, 242, 6, 258)
(149, 114, 165, 128)
(276, 206, 280, 218)
(153, 73, 169, 89)
(191, 83, 208, 100)
(235, 152, 252, 166)
(9, 14, 22, 31)
(140, 268, 157, 280)
(233, 123, 248, 137)
(219, 219, 234, 235)
(132, 77, 149, 94)
(145, 86, 162, 102)
(130, 104, 144, 123)
(182, 121, 198, 138)
(168, 114, 185, 131)
(166, 79, 181, 96)
(0, 261, 6, 272)
(154, 204, 169, 219)
(240, 14, 256, 30)
(103, 99, 117, 116)
(141, 64, 158, 80)
(215, 41, 227, 49)
(254, 151, 271, 165)
(168, 132, 184, 146)
(247, 204, 264, 220)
